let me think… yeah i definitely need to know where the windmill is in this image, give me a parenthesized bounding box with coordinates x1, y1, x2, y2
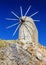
(6, 5, 40, 44)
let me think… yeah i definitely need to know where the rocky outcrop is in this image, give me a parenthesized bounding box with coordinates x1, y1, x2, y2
(0, 40, 46, 65)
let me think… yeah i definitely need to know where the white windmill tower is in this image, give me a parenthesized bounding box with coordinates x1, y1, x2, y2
(6, 5, 39, 44)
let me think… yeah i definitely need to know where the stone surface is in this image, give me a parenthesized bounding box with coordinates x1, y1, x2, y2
(0, 40, 46, 65)
(19, 16, 38, 43)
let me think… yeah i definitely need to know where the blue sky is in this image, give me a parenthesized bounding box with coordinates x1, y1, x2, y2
(0, 0, 46, 46)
